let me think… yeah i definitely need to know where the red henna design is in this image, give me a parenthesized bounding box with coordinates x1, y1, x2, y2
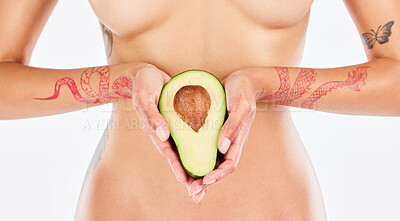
(260, 67, 290, 100)
(35, 67, 132, 104)
(258, 67, 368, 109)
(80, 66, 111, 99)
(259, 68, 317, 104)
(35, 77, 93, 103)
(277, 68, 317, 104)
(112, 77, 132, 98)
(301, 67, 368, 109)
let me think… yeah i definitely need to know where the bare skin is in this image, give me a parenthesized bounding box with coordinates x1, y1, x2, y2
(1, 0, 400, 220)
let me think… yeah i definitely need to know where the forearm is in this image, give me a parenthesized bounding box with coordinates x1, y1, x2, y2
(246, 58, 400, 115)
(0, 61, 149, 119)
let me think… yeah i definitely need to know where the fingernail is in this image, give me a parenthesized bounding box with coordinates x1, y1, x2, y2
(186, 182, 191, 191)
(178, 176, 186, 184)
(190, 188, 202, 196)
(156, 125, 167, 141)
(170, 163, 177, 175)
(220, 137, 231, 154)
(169, 163, 183, 184)
(203, 179, 216, 185)
(194, 190, 206, 203)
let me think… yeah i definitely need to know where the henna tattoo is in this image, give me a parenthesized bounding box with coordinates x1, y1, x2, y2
(277, 68, 317, 105)
(35, 67, 132, 103)
(259, 68, 316, 104)
(362, 21, 394, 49)
(301, 67, 368, 109)
(112, 77, 132, 98)
(260, 67, 291, 100)
(101, 23, 113, 59)
(259, 67, 368, 109)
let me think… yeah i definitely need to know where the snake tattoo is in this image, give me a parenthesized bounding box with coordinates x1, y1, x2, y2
(35, 66, 132, 104)
(259, 66, 368, 109)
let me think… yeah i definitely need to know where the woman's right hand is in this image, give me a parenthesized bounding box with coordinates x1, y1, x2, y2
(131, 64, 188, 184)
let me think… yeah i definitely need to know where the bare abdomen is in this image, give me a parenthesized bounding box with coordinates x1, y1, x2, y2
(75, 102, 326, 221)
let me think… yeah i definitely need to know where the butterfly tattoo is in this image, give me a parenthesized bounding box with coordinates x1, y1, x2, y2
(362, 21, 394, 49)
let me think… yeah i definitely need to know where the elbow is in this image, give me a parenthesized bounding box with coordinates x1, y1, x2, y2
(0, 53, 28, 66)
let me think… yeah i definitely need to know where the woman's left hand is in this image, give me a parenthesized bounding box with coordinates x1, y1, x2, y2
(186, 69, 258, 203)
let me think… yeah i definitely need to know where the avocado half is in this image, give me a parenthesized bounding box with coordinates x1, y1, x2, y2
(159, 70, 226, 178)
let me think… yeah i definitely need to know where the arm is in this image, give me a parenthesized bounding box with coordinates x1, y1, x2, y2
(189, 0, 400, 201)
(0, 0, 151, 119)
(244, 58, 400, 115)
(239, 0, 400, 115)
(0, 62, 151, 119)
(0, 1, 189, 184)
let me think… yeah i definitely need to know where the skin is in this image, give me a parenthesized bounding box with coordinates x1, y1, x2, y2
(1, 0, 400, 220)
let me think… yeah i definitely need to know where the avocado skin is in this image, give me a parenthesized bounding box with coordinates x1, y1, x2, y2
(159, 70, 226, 178)
(185, 168, 204, 179)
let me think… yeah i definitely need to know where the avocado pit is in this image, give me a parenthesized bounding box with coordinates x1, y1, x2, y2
(173, 85, 211, 132)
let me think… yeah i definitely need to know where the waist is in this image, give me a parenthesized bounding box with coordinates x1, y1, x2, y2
(105, 101, 305, 176)
(78, 101, 325, 220)
(108, 101, 298, 146)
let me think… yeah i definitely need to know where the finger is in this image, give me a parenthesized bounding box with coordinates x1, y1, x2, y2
(143, 128, 188, 184)
(134, 95, 170, 142)
(159, 142, 188, 184)
(131, 68, 186, 184)
(203, 125, 250, 185)
(160, 71, 171, 85)
(188, 179, 207, 196)
(217, 101, 255, 154)
(202, 158, 236, 185)
(186, 177, 195, 193)
(138, 125, 187, 185)
(131, 69, 170, 142)
(169, 158, 188, 184)
(192, 187, 207, 203)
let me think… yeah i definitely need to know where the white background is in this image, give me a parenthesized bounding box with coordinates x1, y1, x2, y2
(1, 0, 400, 220)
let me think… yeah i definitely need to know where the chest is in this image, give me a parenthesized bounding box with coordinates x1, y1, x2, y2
(89, 0, 313, 37)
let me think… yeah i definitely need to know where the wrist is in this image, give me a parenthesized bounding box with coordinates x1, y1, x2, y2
(128, 62, 155, 79)
(108, 62, 153, 99)
(109, 61, 150, 80)
(230, 67, 272, 102)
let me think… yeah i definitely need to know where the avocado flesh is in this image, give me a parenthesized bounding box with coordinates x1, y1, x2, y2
(159, 70, 226, 178)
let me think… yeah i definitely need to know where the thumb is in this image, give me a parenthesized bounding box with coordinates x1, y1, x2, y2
(218, 95, 256, 154)
(145, 103, 170, 142)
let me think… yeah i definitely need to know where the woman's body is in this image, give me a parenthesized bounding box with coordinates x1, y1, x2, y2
(76, 0, 322, 219)
(1, 0, 400, 220)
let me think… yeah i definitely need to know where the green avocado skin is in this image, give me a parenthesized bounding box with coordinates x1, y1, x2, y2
(185, 168, 204, 179)
(159, 70, 226, 178)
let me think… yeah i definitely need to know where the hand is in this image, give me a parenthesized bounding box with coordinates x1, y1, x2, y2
(131, 64, 188, 184)
(187, 69, 257, 203)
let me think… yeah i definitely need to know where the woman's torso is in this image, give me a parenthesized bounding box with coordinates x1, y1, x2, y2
(75, 0, 326, 220)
